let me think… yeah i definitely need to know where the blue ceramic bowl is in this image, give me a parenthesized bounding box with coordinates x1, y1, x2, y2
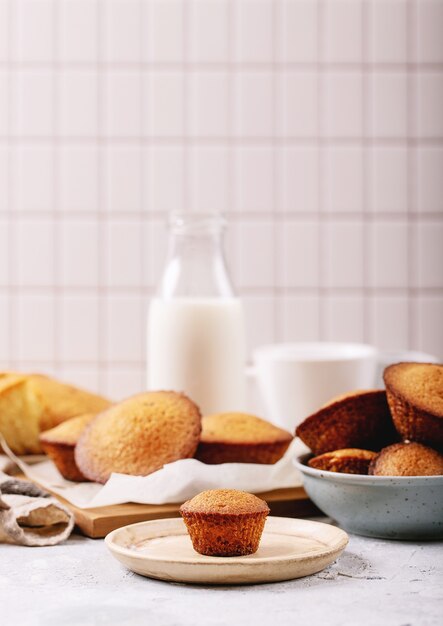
(294, 453, 443, 540)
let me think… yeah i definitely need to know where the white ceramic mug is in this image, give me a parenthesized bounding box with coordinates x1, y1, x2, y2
(252, 342, 378, 432)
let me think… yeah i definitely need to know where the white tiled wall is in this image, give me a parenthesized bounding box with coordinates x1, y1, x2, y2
(1, 0, 442, 400)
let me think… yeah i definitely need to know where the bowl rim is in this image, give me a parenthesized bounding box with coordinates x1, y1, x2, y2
(294, 453, 443, 485)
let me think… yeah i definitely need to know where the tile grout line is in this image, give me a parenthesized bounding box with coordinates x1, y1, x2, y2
(182, 0, 190, 212)
(2, 136, 443, 146)
(3, 209, 442, 222)
(226, 0, 239, 290)
(271, 0, 279, 343)
(7, 0, 16, 368)
(407, 0, 417, 350)
(4, 0, 11, 368)
(97, 0, 106, 393)
(1, 60, 442, 71)
(52, 0, 61, 376)
(140, 0, 147, 389)
(274, 0, 283, 341)
(2, 284, 442, 297)
(226, 0, 234, 214)
(318, 0, 326, 341)
(362, 0, 371, 344)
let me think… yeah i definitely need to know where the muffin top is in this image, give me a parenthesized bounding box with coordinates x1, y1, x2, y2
(75, 390, 201, 484)
(180, 489, 270, 516)
(200, 412, 293, 445)
(369, 442, 443, 476)
(383, 362, 443, 416)
(39, 413, 96, 446)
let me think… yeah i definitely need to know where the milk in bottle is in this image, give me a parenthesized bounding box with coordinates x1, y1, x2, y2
(147, 213, 246, 415)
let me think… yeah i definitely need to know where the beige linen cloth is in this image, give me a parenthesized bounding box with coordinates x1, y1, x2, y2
(0, 471, 74, 546)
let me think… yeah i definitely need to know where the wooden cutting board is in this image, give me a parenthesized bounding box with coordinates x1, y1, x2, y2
(24, 479, 317, 538)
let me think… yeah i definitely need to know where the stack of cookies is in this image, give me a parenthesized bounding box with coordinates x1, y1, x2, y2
(296, 362, 443, 477)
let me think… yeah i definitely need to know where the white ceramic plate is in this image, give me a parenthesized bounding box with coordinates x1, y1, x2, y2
(105, 516, 348, 585)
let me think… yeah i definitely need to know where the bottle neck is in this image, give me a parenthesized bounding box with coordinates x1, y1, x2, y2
(158, 213, 235, 299)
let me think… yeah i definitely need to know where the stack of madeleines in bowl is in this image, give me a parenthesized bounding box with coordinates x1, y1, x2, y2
(296, 362, 443, 477)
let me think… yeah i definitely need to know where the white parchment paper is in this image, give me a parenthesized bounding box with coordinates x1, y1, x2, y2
(1, 439, 303, 509)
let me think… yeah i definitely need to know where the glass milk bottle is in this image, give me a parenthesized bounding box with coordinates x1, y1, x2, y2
(147, 213, 246, 415)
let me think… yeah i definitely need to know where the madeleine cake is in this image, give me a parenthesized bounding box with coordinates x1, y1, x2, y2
(195, 412, 293, 464)
(383, 362, 443, 449)
(75, 391, 202, 484)
(39, 413, 96, 481)
(0, 372, 110, 455)
(308, 448, 377, 475)
(295, 390, 397, 456)
(369, 442, 443, 477)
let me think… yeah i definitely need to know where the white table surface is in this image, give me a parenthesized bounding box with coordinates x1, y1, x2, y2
(1, 524, 442, 626)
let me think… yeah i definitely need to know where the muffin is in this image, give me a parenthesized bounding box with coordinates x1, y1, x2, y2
(383, 362, 443, 449)
(369, 442, 443, 476)
(308, 448, 377, 475)
(39, 413, 96, 482)
(195, 412, 293, 465)
(180, 489, 270, 557)
(75, 391, 201, 484)
(0, 372, 111, 455)
(296, 390, 397, 456)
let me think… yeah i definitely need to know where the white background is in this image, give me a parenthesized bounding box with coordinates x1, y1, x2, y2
(0, 0, 442, 399)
